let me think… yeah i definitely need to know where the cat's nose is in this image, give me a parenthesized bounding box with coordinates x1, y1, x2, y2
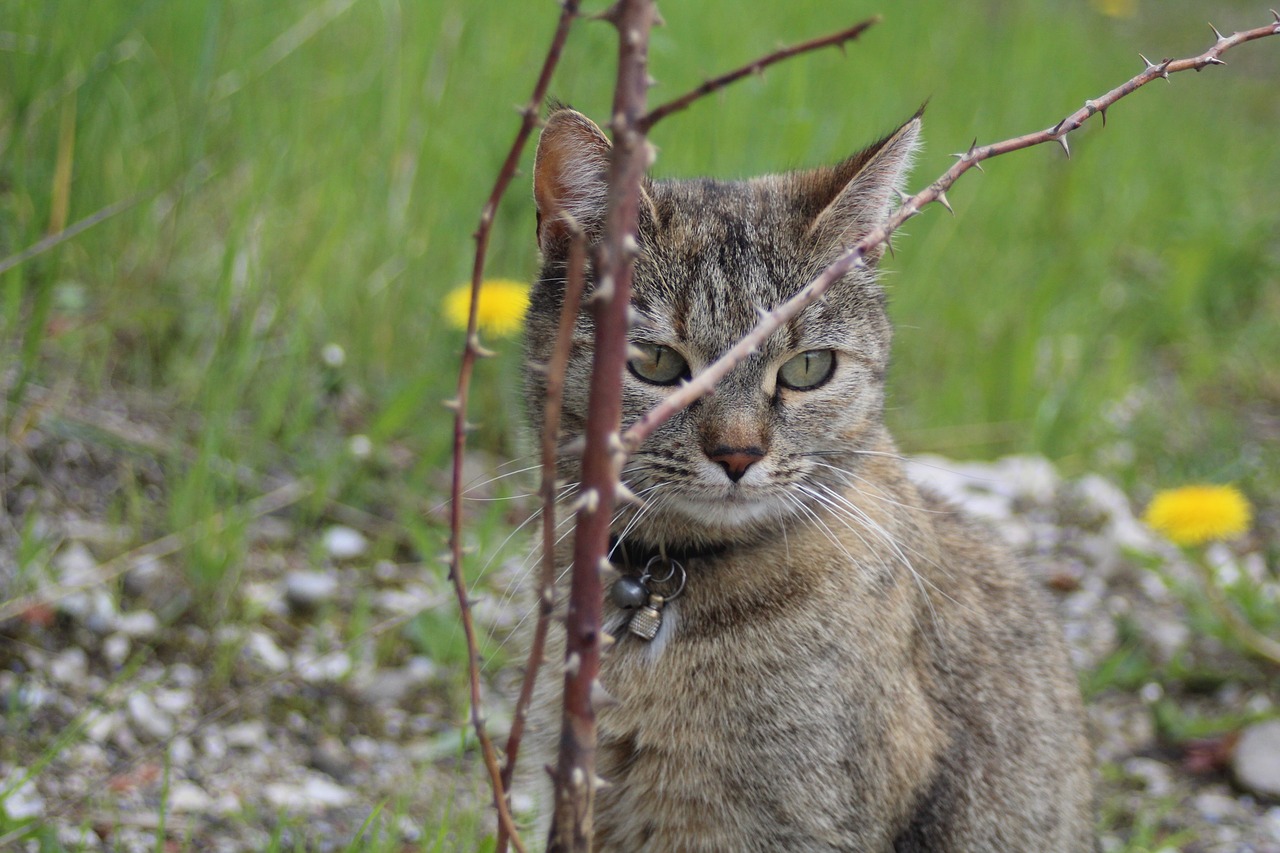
(708, 447, 765, 483)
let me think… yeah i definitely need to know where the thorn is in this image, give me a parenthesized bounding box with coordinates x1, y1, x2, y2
(1099, 104, 1108, 127)
(1203, 57, 1227, 68)
(652, 5, 666, 27)
(598, 556, 616, 576)
(561, 436, 586, 456)
(615, 481, 643, 506)
(468, 334, 497, 358)
(544, 764, 556, 780)
(564, 652, 581, 678)
(893, 188, 911, 204)
(607, 431, 626, 454)
(600, 631, 616, 648)
(593, 775, 613, 790)
(571, 767, 585, 788)
(936, 191, 953, 215)
(626, 344, 646, 361)
(572, 488, 599, 514)
(1208, 22, 1227, 43)
(1273, 8, 1280, 25)
(1056, 134, 1071, 159)
(1139, 52, 1156, 71)
(442, 398, 462, 412)
(590, 679, 618, 708)
(1050, 118, 1066, 136)
(884, 236, 896, 260)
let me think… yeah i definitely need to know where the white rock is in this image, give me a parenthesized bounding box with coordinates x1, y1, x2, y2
(55, 541, 97, 582)
(154, 688, 193, 716)
(49, 648, 88, 685)
(224, 720, 268, 749)
(85, 709, 120, 743)
(297, 652, 351, 684)
(127, 692, 174, 742)
(285, 570, 340, 611)
(168, 780, 214, 813)
(263, 773, 354, 812)
(244, 631, 290, 673)
(102, 633, 131, 666)
(322, 525, 368, 560)
(0, 770, 44, 820)
(115, 610, 160, 638)
(1233, 719, 1280, 800)
(169, 735, 195, 767)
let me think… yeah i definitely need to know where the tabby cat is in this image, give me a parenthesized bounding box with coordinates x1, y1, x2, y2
(522, 107, 1094, 852)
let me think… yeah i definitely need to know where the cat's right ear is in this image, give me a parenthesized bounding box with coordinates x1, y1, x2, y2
(533, 109, 612, 255)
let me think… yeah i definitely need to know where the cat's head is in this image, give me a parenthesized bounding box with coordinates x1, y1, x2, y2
(524, 107, 920, 548)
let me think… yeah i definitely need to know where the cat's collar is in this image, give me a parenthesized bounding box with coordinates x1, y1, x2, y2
(607, 536, 729, 641)
(607, 536, 729, 575)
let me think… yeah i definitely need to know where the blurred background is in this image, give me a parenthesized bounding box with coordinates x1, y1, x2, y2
(2, 0, 1277, 849)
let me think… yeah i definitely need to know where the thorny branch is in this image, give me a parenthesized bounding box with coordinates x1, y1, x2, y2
(445, 2, 582, 850)
(639, 17, 879, 130)
(495, 229, 589, 853)
(622, 13, 1280, 451)
(545, 0, 657, 847)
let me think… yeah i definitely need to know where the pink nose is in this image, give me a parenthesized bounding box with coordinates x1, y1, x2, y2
(708, 447, 765, 483)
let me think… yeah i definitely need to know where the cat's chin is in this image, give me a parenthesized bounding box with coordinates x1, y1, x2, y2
(659, 491, 786, 532)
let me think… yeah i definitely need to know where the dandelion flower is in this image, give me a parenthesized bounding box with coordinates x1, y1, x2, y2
(1143, 485, 1252, 547)
(444, 279, 530, 338)
(1090, 0, 1136, 18)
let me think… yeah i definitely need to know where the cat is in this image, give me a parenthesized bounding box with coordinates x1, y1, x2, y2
(521, 106, 1094, 852)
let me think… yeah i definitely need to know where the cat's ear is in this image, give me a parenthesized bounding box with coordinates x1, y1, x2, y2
(533, 108, 613, 254)
(804, 112, 922, 262)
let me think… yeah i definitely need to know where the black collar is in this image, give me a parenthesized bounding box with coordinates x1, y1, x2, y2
(607, 535, 731, 575)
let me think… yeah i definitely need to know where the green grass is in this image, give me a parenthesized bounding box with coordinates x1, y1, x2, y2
(2, 0, 1278, 848)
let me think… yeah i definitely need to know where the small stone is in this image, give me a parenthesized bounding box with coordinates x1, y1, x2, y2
(1233, 719, 1280, 800)
(55, 541, 97, 582)
(0, 769, 44, 820)
(168, 780, 213, 813)
(49, 648, 88, 685)
(322, 525, 367, 560)
(127, 692, 174, 742)
(1193, 790, 1242, 823)
(224, 720, 268, 749)
(285, 570, 340, 612)
(115, 610, 160, 638)
(244, 631, 290, 673)
(1122, 756, 1174, 797)
(103, 633, 131, 666)
(263, 773, 354, 812)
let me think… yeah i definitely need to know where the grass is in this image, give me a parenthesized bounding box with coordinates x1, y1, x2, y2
(2, 0, 1279, 848)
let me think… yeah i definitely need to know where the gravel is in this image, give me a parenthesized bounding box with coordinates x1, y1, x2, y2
(2, 424, 1278, 851)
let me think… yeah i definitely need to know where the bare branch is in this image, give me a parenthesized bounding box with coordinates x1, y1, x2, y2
(446, 2, 583, 850)
(640, 17, 879, 131)
(546, 0, 657, 849)
(622, 14, 1280, 451)
(496, 228, 588, 853)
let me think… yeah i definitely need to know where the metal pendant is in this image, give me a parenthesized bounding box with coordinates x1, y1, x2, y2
(628, 594, 666, 640)
(609, 553, 686, 643)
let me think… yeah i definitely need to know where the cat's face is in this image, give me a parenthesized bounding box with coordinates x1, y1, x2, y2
(525, 109, 919, 547)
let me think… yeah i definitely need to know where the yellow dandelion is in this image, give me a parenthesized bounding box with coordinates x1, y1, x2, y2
(444, 279, 530, 337)
(1143, 485, 1252, 547)
(1090, 0, 1136, 19)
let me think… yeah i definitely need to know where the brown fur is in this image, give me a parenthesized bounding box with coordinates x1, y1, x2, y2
(522, 108, 1094, 851)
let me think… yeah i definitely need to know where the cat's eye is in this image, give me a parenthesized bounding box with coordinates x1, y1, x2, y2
(628, 343, 689, 386)
(777, 350, 835, 391)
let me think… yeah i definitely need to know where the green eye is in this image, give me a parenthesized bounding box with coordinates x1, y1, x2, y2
(628, 343, 689, 386)
(778, 350, 835, 391)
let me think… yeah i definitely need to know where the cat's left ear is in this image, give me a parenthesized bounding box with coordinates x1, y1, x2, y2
(804, 111, 922, 261)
